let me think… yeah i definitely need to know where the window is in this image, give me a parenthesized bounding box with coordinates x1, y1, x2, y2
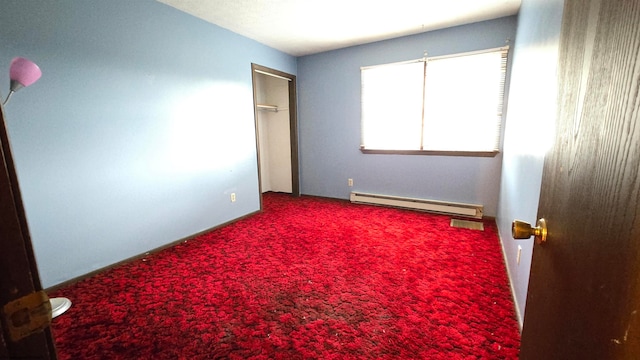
(360, 47, 508, 155)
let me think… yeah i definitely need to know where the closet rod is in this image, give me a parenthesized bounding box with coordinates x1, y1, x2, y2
(255, 69, 292, 82)
(257, 104, 289, 112)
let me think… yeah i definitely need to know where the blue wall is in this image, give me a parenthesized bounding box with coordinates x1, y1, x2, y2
(496, 0, 564, 327)
(0, 0, 296, 288)
(297, 17, 518, 217)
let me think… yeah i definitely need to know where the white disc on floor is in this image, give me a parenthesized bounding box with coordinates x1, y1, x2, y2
(50, 297, 72, 318)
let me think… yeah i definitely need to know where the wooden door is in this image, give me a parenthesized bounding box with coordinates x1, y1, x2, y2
(520, 0, 640, 358)
(0, 105, 57, 357)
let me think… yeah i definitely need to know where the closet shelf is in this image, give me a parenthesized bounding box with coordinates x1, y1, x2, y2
(257, 104, 288, 112)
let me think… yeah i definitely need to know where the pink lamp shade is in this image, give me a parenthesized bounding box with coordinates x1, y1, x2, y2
(9, 57, 42, 91)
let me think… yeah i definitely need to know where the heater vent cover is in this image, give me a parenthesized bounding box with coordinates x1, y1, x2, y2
(350, 192, 483, 219)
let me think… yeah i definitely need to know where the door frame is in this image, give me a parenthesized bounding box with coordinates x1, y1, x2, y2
(251, 63, 300, 203)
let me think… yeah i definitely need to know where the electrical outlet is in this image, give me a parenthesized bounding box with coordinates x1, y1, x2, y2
(230, 193, 236, 202)
(348, 178, 353, 187)
(517, 245, 522, 265)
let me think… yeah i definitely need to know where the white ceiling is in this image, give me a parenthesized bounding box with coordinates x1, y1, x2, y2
(157, 0, 521, 57)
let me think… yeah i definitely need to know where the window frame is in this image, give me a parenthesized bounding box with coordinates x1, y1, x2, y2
(360, 46, 509, 157)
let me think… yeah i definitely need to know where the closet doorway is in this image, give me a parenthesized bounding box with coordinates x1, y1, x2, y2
(251, 64, 299, 203)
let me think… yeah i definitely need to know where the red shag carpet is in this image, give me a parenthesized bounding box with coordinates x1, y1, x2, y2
(50, 193, 520, 359)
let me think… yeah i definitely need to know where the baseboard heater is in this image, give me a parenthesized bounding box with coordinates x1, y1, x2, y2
(350, 191, 483, 219)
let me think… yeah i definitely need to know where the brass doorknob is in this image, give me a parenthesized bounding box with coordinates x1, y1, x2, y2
(512, 218, 547, 244)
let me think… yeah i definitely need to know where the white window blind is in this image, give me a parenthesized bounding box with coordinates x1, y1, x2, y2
(360, 47, 508, 153)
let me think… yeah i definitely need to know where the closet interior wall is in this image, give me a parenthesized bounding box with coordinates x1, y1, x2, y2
(255, 73, 292, 194)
